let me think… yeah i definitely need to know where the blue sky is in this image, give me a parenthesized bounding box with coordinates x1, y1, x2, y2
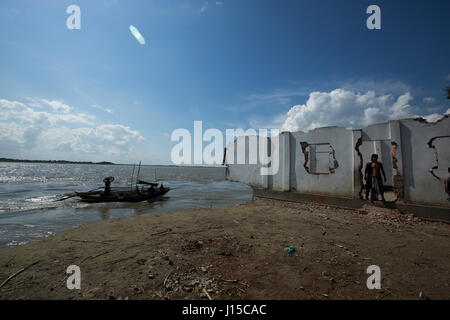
(0, 0, 449, 164)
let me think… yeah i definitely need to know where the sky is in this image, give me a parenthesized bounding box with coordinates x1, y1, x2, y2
(0, 0, 449, 164)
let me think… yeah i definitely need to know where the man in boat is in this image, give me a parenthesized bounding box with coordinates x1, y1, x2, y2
(103, 176, 114, 196)
(364, 154, 387, 202)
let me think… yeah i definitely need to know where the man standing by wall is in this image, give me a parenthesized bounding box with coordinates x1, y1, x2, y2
(365, 154, 387, 202)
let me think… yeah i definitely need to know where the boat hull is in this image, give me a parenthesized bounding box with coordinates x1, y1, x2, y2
(75, 188, 170, 203)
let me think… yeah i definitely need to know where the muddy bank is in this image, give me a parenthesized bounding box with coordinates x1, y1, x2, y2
(0, 198, 449, 300)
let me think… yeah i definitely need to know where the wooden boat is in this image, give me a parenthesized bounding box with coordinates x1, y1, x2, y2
(75, 186, 170, 203)
(73, 162, 170, 203)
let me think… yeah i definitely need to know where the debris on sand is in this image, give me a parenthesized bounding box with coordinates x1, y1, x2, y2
(284, 246, 296, 254)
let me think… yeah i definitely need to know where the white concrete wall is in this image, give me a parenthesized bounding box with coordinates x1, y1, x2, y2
(269, 132, 290, 191)
(399, 118, 450, 206)
(289, 126, 354, 197)
(225, 135, 267, 188)
(225, 117, 450, 207)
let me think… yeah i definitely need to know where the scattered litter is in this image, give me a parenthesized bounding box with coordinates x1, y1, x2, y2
(419, 291, 429, 300)
(163, 270, 173, 288)
(202, 287, 213, 300)
(216, 251, 232, 256)
(284, 246, 296, 254)
(183, 286, 193, 292)
(136, 259, 146, 265)
(224, 279, 238, 283)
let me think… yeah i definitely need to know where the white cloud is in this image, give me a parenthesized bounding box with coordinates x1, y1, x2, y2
(0, 98, 144, 159)
(280, 89, 447, 132)
(244, 89, 310, 106)
(422, 113, 444, 123)
(199, 1, 208, 13)
(249, 114, 286, 130)
(92, 104, 113, 114)
(46, 124, 143, 154)
(129, 25, 146, 46)
(426, 106, 442, 113)
(423, 97, 435, 103)
(198, 1, 222, 14)
(96, 124, 143, 145)
(340, 79, 411, 96)
(422, 108, 449, 123)
(42, 99, 72, 113)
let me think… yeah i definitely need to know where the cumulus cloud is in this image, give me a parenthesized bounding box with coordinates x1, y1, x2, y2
(281, 89, 446, 132)
(46, 125, 143, 154)
(422, 108, 450, 123)
(422, 113, 443, 123)
(0, 98, 143, 158)
(42, 99, 72, 113)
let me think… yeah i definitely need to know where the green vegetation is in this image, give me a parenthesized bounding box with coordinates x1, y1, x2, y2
(0, 158, 114, 165)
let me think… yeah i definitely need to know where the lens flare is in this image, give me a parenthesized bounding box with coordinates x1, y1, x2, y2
(129, 25, 145, 45)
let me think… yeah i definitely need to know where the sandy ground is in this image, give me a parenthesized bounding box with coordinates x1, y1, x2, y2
(0, 197, 449, 300)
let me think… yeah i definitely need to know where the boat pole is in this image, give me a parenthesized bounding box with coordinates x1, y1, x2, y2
(130, 164, 136, 191)
(135, 161, 141, 190)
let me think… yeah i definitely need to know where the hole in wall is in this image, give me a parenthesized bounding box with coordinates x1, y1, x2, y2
(300, 142, 339, 175)
(427, 135, 450, 180)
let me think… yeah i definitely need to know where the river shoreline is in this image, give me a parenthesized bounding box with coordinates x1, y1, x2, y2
(0, 197, 449, 300)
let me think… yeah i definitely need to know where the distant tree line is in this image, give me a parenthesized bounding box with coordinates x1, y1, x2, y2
(0, 158, 114, 165)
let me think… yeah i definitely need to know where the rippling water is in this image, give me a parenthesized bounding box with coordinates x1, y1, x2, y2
(0, 162, 252, 248)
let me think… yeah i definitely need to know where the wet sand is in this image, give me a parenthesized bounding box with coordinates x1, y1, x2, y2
(0, 197, 449, 300)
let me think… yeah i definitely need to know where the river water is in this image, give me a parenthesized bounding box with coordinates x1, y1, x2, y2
(0, 162, 252, 248)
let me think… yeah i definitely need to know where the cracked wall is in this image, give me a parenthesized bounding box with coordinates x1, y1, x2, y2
(354, 137, 364, 199)
(399, 118, 450, 206)
(226, 117, 450, 206)
(390, 141, 404, 201)
(427, 136, 450, 181)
